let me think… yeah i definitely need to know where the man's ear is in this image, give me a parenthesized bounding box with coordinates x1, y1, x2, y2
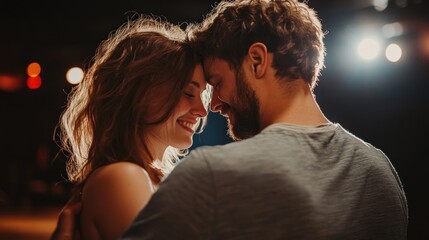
(248, 42, 268, 79)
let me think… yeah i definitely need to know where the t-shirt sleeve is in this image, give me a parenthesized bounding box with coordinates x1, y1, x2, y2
(119, 149, 215, 240)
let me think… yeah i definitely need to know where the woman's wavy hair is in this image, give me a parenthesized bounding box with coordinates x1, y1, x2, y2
(188, 0, 326, 89)
(58, 15, 210, 186)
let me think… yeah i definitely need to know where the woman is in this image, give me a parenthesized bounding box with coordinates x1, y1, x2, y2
(58, 15, 211, 240)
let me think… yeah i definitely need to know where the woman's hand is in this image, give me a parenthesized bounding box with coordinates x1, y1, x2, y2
(50, 192, 82, 240)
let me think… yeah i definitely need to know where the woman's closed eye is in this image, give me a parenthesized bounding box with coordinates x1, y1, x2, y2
(184, 92, 195, 98)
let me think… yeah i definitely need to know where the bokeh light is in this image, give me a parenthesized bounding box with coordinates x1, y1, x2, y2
(26, 62, 41, 77)
(357, 38, 381, 60)
(0, 75, 24, 92)
(382, 22, 404, 38)
(66, 67, 84, 85)
(373, 0, 389, 11)
(27, 76, 42, 89)
(385, 43, 402, 62)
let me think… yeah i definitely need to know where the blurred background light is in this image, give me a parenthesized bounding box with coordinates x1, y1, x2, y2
(385, 43, 402, 62)
(382, 22, 404, 38)
(357, 38, 381, 60)
(373, 0, 389, 11)
(419, 32, 429, 58)
(66, 67, 84, 85)
(26, 62, 41, 77)
(395, 0, 408, 8)
(0, 74, 24, 92)
(27, 76, 42, 90)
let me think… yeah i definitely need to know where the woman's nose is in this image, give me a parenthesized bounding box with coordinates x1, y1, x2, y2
(191, 98, 208, 118)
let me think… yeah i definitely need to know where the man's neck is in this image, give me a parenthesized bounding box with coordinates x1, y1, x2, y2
(258, 78, 329, 130)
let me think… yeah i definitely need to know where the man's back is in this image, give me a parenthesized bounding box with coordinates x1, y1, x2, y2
(121, 123, 408, 239)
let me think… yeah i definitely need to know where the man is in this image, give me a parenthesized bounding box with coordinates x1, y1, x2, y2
(53, 0, 408, 239)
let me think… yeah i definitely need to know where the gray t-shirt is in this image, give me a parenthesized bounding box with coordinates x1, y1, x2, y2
(121, 123, 408, 240)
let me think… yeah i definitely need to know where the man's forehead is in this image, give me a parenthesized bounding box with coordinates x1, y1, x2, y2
(203, 57, 217, 71)
(203, 58, 218, 82)
(203, 57, 229, 81)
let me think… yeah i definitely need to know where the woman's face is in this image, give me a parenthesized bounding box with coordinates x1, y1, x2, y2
(147, 64, 209, 152)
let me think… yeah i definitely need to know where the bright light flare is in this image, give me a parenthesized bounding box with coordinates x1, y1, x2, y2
(357, 38, 381, 60)
(385, 43, 402, 62)
(66, 67, 84, 85)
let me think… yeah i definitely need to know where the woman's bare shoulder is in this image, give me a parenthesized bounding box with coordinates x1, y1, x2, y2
(90, 161, 148, 177)
(82, 161, 153, 199)
(80, 161, 154, 240)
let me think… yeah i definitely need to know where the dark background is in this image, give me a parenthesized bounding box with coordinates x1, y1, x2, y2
(0, 0, 428, 239)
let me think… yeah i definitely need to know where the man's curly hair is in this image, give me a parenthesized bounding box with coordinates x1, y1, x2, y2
(188, 0, 326, 89)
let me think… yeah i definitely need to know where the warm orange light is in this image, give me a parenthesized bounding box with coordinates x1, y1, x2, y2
(27, 62, 41, 77)
(420, 32, 429, 58)
(27, 76, 42, 89)
(0, 74, 25, 92)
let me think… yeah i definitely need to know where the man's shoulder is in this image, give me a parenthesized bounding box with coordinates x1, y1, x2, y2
(187, 138, 258, 161)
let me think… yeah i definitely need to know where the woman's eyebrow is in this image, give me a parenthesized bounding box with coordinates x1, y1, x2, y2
(189, 80, 208, 91)
(189, 81, 200, 88)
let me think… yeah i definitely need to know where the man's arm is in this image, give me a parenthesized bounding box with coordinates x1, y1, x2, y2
(120, 149, 215, 240)
(50, 192, 82, 240)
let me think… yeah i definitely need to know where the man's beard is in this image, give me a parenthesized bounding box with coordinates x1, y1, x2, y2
(226, 68, 261, 141)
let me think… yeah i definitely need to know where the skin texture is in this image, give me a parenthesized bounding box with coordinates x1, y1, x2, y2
(79, 162, 154, 240)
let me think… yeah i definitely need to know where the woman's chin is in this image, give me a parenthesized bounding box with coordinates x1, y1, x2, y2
(173, 139, 193, 150)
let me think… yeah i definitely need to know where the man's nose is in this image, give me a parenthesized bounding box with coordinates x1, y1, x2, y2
(210, 90, 222, 112)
